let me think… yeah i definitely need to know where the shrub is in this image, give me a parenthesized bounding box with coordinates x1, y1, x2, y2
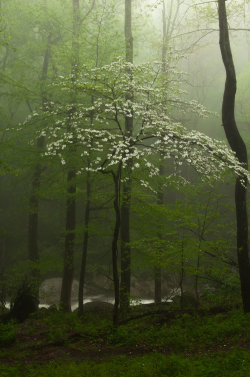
(0, 322, 16, 346)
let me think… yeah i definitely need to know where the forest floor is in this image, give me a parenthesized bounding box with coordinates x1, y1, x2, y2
(0, 305, 250, 376)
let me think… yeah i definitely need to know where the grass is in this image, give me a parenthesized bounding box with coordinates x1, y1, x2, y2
(106, 309, 250, 352)
(0, 308, 250, 376)
(0, 322, 16, 346)
(1, 350, 250, 377)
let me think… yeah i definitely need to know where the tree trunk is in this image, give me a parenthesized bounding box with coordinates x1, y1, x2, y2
(179, 240, 184, 310)
(28, 33, 51, 307)
(154, 0, 168, 305)
(194, 251, 200, 307)
(155, 165, 164, 304)
(218, 0, 250, 312)
(78, 171, 90, 316)
(154, 267, 162, 305)
(112, 166, 122, 325)
(120, 0, 133, 315)
(60, 170, 76, 312)
(120, 176, 131, 314)
(60, 0, 80, 312)
(0, 239, 7, 306)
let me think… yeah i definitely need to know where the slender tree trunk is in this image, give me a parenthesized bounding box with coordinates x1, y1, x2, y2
(179, 240, 184, 310)
(154, 268, 162, 304)
(162, 0, 167, 72)
(154, 0, 168, 305)
(120, 0, 133, 315)
(60, 0, 80, 312)
(28, 34, 51, 307)
(218, 0, 250, 313)
(0, 239, 6, 306)
(60, 170, 76, 312)
(120, 179, 131, 314)
(78, 170, 90, 316)
(154, 264, 162, 305)
(155, 165, 164, 304)
(77, 11, 101, 313)
(112, 166, 122, 325)
(194, 251, 200, 307)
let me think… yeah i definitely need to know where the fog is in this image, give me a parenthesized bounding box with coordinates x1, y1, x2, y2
(0, 0, 249, 317)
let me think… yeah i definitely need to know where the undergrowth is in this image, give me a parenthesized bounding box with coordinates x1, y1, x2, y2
(1, 350, 250, 377)
(0, 309, 250, 376)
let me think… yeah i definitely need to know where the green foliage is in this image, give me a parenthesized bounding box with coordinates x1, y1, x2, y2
(40, 311, 111, 343)
(0, 309, 250, 376)
(0, 322, 16, 346)
(41, 311, 82, 342)
(107, 310, 250, 352)
(1, 350, 250, 377)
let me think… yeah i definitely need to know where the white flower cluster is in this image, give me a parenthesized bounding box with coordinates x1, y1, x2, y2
(21, 58, 249, 189)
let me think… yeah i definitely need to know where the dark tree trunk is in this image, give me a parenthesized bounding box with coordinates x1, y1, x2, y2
(120, 0, 134, 315)
(27, 34, 51, 307)
(60, 170, 76, 312)
(78, 15, 100, 315)
(60, 0, 80, 312)
(120, 175, 132, 314)
(28, 139, 43, 265)
(179, 240, 184, 310)
(154, 267, 162, 305)
(78, 171, 90, 316)
(155, 165, 164, 304)
(154, 0, 168, 305)
(112, 166, 122, 325)
(194, 252, 200, 307)
(0, 239, 7, 306)
(218, 0, 250, 312)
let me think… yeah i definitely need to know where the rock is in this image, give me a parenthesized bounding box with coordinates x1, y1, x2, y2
(8, 280, 38, 322)
(39, 278, 79, 305)
(83, 301, 113, 312)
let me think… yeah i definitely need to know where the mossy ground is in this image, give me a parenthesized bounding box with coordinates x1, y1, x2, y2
(0, 307, 250, 376)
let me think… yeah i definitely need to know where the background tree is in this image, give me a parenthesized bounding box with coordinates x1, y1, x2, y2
(218, 0, 250, 313)
(119, 0, 134, 315)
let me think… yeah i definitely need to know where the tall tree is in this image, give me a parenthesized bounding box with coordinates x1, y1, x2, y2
(78, 5, 103, 315)
(120, 0, 133, 315)
(60, 0, 95, 312)
(154, 0, 168, 305)
(28, 28, 52, 307)
(218, 0, 250, 312)
(60, 0, 80, 312)
(154, 0, 183, 304)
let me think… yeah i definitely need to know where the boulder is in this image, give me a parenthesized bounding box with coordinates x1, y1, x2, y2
(39, 278, 79, 305)
(83, 301, 113, 312)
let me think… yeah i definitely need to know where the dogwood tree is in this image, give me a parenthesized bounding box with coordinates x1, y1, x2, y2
(27, 59, 246, 179)
(23, 58, 249, 323)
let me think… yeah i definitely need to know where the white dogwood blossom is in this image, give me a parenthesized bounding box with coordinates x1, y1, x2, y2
(22, 58, 249, 188)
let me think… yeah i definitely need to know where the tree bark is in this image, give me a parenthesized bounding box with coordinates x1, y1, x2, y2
(154, 0, 168, 305)
(120, 0, 133, 315)
(0, 238, 7, 306)
(112, 166, 122, 325)
(179, 240, 184, 310)
(28, 33, 51, 307)
(60, 170, 76, 312)
(78, 170, 90, 316)
(60, 0, 80, 312)
(218, 0, 250, 312)
(155, 165, 164, 304)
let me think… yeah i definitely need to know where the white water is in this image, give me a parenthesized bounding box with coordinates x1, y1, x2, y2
(4, 295, 173, 311)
